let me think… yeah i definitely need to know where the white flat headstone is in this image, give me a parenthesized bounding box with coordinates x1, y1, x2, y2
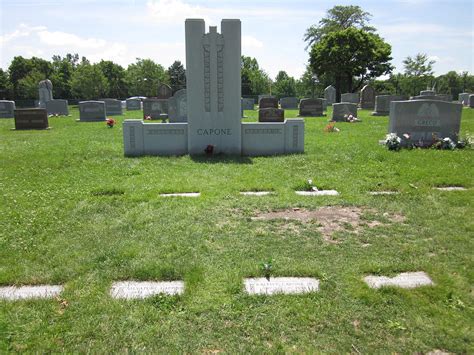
(240, 191, 272, 196)
(110, 281, 184, 299)
(364, 272, 433, 289)
(0, 285, 63, 300)
(244, 277, 319, 295)
(295, 190, 339, 196)
(160, 192, 201, 197)
(434, 187, 467, 191)
(369, 191, 399, 195)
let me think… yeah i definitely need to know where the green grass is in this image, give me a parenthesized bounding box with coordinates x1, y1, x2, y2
(0, 106, 473, 352)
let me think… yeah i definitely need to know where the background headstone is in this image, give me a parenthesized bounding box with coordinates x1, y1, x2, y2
(389, 100, 462, 146)
(341, 92, 359, 104)
(320, 98, 327, 111)
(279, 97, 298, 109)
(126, 98, 141, 110)
(0, 100, 15, 118)
(420, 90, 436, 96)
(469, 94, 474, 108)
(360, 85, 375, 109)
(259, 97, 279, 109)
(372, 95, 406, 116)
(458, 93, 470, 106)
(143, 99, 168, 120)
(258, 107, 284, 122)
(332, 103, 358, 121)
(258, 94, 274, 103)
(14, 108, 49, 129)
(324, 85, 336, 105)
(102, 99, 123, 115)
(299, 98, 324, 116)
(46, 99, 69, 116)
(38, 79, 53, 108)
(79, 101, 107, 121)
(168, 89, 187, 123)
(157, 84, 172, 99)
(410, 95, 451, 102)
(241, 98, 254, 110)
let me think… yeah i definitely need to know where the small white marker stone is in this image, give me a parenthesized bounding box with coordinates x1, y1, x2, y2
(240, 191, 271, 196)
(434, 187, 467, 191)
(295, 190, 339, 196)
(110, 281, 184, 299)
(364, 272, 433, 289)
(244, 277, 319, 295)
(160, 192, 200, 197)
(369, 191, 399, 195)
(0, 285, 63, 300)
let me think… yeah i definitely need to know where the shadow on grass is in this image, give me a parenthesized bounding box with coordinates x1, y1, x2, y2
(191, 154, 253, 164)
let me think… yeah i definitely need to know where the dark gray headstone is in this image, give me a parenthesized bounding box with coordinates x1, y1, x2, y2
(241, 98, 254, 110)
(143, 99, 168, 120)
(102, 99, 123, 115)
(299, 98, 324, 116)
(38, 79, 53, 108)
(0, 100, 15, 118)
(458, 93, 470, 106)
(360, 85, 375, 109)
(14, 108, 49, 129)
(259, 97, 278, 109)
(79, 101, 106, 121)
(324, 85, 336, 105)
(389, 100, 462, 146)
(410, 95, 451, 102)
(258, 94, 274, 104)
(126, 98, 141, 110)
(279, 97, 298, 109)
(340, 93, 359, 104)
(157, 84, 172, 99)
(46, 99, 69, 116)
(332, 103, 358, 121)
(372, 95, 406, 116)
(420, 90, 436, 96)
(168, 89, 187, 123)
(469, 94, 474, 108)
(258, 107, 284, 122)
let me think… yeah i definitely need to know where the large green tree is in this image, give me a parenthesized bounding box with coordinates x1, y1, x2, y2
(0, 69, 11, 99)
(241, 56, 271, 96)
(70, 63, 108, 99)
(98, 60, 128, 98)
(126, 59, 168, 97)
(272, 71, 296, 98)
(309, 28, 393, 100)
(401, 53, 436, 95)
(167, 60, 186, 93)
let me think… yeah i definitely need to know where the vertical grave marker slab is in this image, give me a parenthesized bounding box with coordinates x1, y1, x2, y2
(244, 277, 320, 295)
(38, 79, 53, 108)
(157, 83, 172, 99)
(341, 93, 359, 104)
(79, 101, 107, 122)
(332, 103, 357, 121)
(241, 98, 254, 110)
(458, 93, 470, 106)
(14, 108, 49, 129)
(372, 95, 405, 116)
(143, 99, 168, 120)
(258, 108, 284, 122)
(259, 97, 279, 109)
(0, 100, 15, 118)
(102, 99, 123, 115)
(324, 85, 336, 105)
(299, 98, 324, 116)
(46, 99, 69, 116)
(168, 89, 187, 123)
(360, 85, 375, 109)
(126, 98, 141, 110)
(279, 97, 298, 109)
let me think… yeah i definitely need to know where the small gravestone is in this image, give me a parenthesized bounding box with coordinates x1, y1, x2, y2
(38, 79, 53, 108)
(14, 108, 49, 129)
(168, 89, 187, 123)
(126, 98, 141, 110)
(244, 277, 319, 295)
(110, 281, 184, 299)
(320, 98, 327, 111)
(469, 94, 474, 108)
(259, 97, 278, 109)
(241, 98, 254, 110)
(79, 101, 107, 122)
(240, 191, 271, 196)
(299, 98, 324, 116)
(360, 85, 375, 109)
(160, 192, 200, 197)
(324, 85, 336, 105)
(157, 83, 172, 99)
(46, 99, 69, 116)
(102, 99, 123, 115)
(372, 95, 405, 116)
(420, 90, 436, 96)
(258, 94, 274, 103)
(143, 99, 168, 120)
(341, 92, 359, 104)
(410, 95, 449, 101)
(258, 107, 284, 122)
(364, 271, 433, 289)
(389, 100, 462, 146)
(295, 190, 339, 196)
(0, 285, 63, 300)
(332, 103, 357, 121)
(458, 93, 470, 106)
(0, 100, 15, 118)
(280, 97, 298, 109)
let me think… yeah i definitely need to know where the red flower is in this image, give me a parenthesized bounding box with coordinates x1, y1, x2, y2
(106, 118, 116, 127)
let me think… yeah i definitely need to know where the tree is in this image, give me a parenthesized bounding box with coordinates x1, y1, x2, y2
(241, 56, 271, 96)
(98, 60, 128, 98)
(51, 55, 76, 99)
(0, 69, 11, 99)
(403, 53, 435, 77)
(16, 70, 45, 99)
(309, 28, 393, 100)
(70, 63, 108, 99)
(167, 60, 186, 93)
(272, 71, 296, 98)
(8, 56, 33, 98)
(304, 5, 375, 49)
(126, 59, 168, 97)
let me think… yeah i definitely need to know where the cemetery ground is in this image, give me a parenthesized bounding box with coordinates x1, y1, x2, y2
(0, 107, 473, 353)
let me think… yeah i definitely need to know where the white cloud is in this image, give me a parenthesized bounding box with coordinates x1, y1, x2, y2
(146, 0, 209, 24)
(242, 35, 263, 49)
(0, 23, 46, 45)
(37, 30, 107, 49)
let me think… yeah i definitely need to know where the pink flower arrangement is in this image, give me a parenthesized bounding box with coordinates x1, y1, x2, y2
(106, 118, 116, 128)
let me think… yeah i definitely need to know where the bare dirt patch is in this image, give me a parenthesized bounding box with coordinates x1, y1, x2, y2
(252, 206, 405, 243)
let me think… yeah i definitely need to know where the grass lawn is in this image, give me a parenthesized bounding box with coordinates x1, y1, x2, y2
(0, 106, 473, 352)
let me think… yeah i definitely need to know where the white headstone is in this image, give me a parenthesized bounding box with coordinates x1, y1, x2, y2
(364, 272, 433, 289)
(110, 281, 184, 299)
(244, 277, 319, 295)
(0, 285, 63, 300)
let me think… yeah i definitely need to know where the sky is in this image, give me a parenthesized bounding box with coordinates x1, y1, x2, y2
(0, 0, 473, 79)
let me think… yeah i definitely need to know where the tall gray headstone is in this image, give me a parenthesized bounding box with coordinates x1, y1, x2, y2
(157, 84, 172, 99)
(469, 94, 474, 108)
(458, 93, 470, 106)
(168, 89, 187, 123)
(299, 98, 324, 116)
(360, 85, 375, 109)
(46, 99, 69, 116)
(38, 79, 53, 108)
(241, 98, 254, 110)
(341, 92, 359, 104)
(279, 97, 298, 109)
(324, 85, 336, 105)
(332, 103, 357, 121)
(143, 99, 168, 120)
(126, 98, 141, 110)
(389, 100, 462, 146)
(102, 99, 123, 115)
(185, 19, 241, 154)
(372, 95, 406, 116)
(79, 101, 107, 121)
(0, 100, 15, 118)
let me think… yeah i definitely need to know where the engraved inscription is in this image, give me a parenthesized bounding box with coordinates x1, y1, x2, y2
(415, 119, 441, 127)
(129, 126, 136, 150)
(292, 125, 298, 149)
(244, 128, 283, 135)
(145, 129, 185, 135)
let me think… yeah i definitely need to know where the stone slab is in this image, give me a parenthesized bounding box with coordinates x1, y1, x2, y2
(241, 98, 255, 110)
(279, 97, 298, 109)
(168, 89, 187, 123)
(102, 99, 123, 116)
(372, 95, 406, 116)
(360, 85, 375, 109)
(324, 85, 336, 105)
(0, 285, 63, 300)
(434, 187, 467, 191)
(14, 108, 49, 129)
(364, 271, 433, 289)
(126, 98, 142, 110)
(369, 191, 399, 195)
(160, 192, 200, 197)
(295, 190, 339, 196)
(0, 100, 16, 118)
(240, 191, 272, 196)
(79, 101, 107, 121)
(299, 98, 324, 116)
(45, 99, 69, 116)
(143, 99, 168, 120)
(332, 103, 357, 121)
(341, 92, 359, 104)
(110, 281, 184, 299)
(258, 107, 284, 122)
(259, 97, 279, 109)
(458, 93, 470, 106)
(244, 277, 319, 295)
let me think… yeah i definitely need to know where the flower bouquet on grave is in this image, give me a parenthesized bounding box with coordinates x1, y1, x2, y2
(432, 135, 457, 150)
(144, 115, 152, 121)
(204, 144, 214, 155)
(385, 133, 401, 150)
(324, 122, 340, 132)
(106, 118, 116, 128)
(344, 114, 359, 123)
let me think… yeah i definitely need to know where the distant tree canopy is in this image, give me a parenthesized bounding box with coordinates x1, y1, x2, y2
(167, 60, 186, 93)
(241, 56, 271, 96)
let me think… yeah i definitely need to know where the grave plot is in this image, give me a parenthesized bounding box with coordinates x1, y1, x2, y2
(364, 272, 434, 289)
(110, 281, 184, 299)
(0, 285, 64, 300)
(244, 277, 319, 295)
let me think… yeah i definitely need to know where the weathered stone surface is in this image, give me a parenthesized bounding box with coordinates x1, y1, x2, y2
(458, 93, 470, 106)
(279, 97, 298, 109)
(110, 281, 184, 299)
(324, 85, 336, 105)
(410, 95, 450, 101)
(0, 285, 63, 300)
(360, 85, 375, 109)
(143, 99, 168, 120)
(240, 191, 271, 196)
(389, 100, 462, 146)
(420, 90, 436, 96)
(241, 98, 254, 110)
(299, 98, 324, 116)
(341, 92, 359, 104)
(295, 190, 339, 196)
(160, 192, 200, 197)
(259, 97, 279, 109)
(369, 191, 399, 195)
(79, 101, 107, 121)
(157, 83, 172, 99)
(258, 107, 284, 122)
(38, 79, 53, 108)
(126, 98, 141, 110)
(332, 103, 357, 121)
(102, 99, 123, 115)
(364, 271, 433, 289)
(168, 89, 187, 123)
(0, 100, 15, 118)
(14, 108, 49, 129)
(469, 94, 474, 108)
(372, 95, 406, 116)
(46, 99, 69, 116)
(258, 94, 274, 104)
(244, 277, 319, 295)
(434, 186, 467, 191)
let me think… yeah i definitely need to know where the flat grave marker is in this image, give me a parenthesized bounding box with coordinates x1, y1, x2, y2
(110, 281, 184, 299)
(160, 192, 200, 197)
(244, 277, 320, 295)
(364, 272, 433, 289)
(295, 190, 339, 196)
(0, 285, 63, 300)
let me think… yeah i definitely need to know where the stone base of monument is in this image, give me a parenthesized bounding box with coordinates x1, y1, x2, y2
(123, 119, 304, 157)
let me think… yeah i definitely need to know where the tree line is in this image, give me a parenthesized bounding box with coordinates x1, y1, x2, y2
(0, 5, 473, 101)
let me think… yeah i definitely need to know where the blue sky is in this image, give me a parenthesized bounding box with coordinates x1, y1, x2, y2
(0, 0, 473, 79)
